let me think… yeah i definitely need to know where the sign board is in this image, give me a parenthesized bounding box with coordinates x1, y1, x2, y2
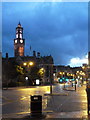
(36, 79, 40, 85)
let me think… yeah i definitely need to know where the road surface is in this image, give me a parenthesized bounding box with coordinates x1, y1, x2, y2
(2, 83, 87, 118)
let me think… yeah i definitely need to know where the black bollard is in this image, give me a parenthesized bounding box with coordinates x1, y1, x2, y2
(72, 82, 73, 87)
(64, 82, 65, 88)
(75, 83, 76, 91)
(31, 95, 42, 117)
(86, 88, 90, 115)
(75, 81, 77, 91)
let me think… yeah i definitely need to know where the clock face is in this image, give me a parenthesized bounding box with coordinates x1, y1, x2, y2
(15, 40, 17, 43)
(20, 40, 23, 43)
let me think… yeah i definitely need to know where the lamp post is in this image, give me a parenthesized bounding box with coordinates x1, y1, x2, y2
(50, 65, 53, 95)
(75, 76, 77, 91)
(75, 80, 76, 91)
(23, 61, 34, 86)
(50, 78, 52, 94)
(49, 67, 52, 94)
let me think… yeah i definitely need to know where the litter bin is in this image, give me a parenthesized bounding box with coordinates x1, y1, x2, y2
(31, 95, 42, 117)
(86, 87, 90, 114)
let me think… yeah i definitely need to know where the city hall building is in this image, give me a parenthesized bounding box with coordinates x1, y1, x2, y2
(2, 23, 54, 86)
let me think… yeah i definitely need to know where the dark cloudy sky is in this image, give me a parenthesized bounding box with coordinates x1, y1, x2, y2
(2, 2, 88, 66)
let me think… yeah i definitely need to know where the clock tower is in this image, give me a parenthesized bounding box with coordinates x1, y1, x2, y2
(14, 22, 25, 57)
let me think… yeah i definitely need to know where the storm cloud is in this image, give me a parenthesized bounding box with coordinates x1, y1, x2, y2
(2, 2, 88, 65)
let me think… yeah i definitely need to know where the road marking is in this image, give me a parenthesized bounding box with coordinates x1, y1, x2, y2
(20, 96, 27, 100)
(44, 93, 68, 96)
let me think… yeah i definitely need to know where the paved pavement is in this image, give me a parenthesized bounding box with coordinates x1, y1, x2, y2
(2, 83, 90, 119)
(45, 83, 89, 119)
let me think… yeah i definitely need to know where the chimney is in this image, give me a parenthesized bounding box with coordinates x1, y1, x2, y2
(37, 52, 40, 58)
(6, 53, 8, 58)
(33, 51, 36, 57)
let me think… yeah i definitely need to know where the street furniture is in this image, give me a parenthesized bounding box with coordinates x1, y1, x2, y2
(31, 95, 42, 117)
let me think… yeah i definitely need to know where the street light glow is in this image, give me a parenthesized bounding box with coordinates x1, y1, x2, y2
(29, 61, 34, 66)
(82, 66, 85, 69)
(25, 76, 28, 80)
(23, 62, 27, 66)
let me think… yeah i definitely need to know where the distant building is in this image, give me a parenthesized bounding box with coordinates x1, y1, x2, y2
(53, 65, 84, 82)
(88, 51, 90, 79)
(88, 52, 90, 66)
(71, 67, 82, 74)
(55, 65, 72, 73)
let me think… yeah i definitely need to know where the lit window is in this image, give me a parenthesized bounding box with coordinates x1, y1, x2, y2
(20, 34, 22, 39)
(15, 40, 17, 43)
(19, 47, 24, 56)
(20, 30, 22, 33)
(16, 34, 18, 38)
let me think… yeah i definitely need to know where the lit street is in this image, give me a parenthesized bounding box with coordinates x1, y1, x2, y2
(2, 83, 88, 118)
(2, 85, 50, 116)
(2, 83, 70, 117)
(1, 2, 89, 119)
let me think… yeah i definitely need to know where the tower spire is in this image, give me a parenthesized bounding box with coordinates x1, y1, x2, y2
(18, 21, 21, 27)
(19, 21, 21, 25)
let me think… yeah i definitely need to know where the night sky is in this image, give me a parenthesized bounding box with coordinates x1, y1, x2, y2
(2, 2, 88, 66)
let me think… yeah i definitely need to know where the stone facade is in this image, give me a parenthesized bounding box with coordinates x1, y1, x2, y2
(2, 54, 54, 86)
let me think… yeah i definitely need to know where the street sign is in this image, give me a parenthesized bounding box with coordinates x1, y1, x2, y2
(36, 79, 40, 85)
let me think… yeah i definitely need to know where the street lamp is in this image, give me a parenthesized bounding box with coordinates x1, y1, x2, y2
(23, 61, 34, 67)
(23, 61, 34, 86)
(25, 76, 28, 87)
(29, 62, 34, 66)
(23, 62, 27, 66)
